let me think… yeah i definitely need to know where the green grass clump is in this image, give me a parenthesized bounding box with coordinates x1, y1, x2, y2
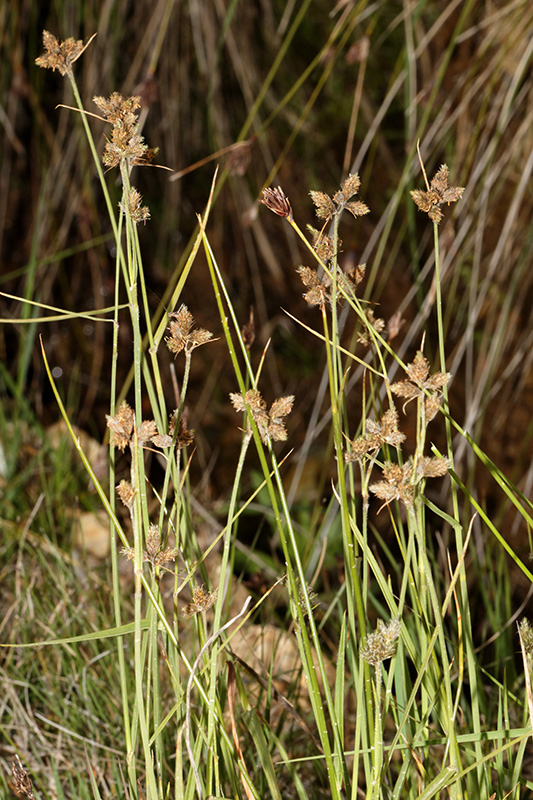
(1, 4, 533, 800)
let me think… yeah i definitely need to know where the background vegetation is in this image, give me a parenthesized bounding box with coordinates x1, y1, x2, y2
(1, 1, 533, 798)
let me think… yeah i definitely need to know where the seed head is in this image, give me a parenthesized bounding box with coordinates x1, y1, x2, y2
(106, 401, 134, 451)
(93, 93, 151, 169)
(168, 413, 195, 449)
(391, 350, 451, 419)
(12, 756, 34, 799)
(310, 173, 369, 223)
(357, 308, 385, 347)
(230, 389, 294, 444)
(345, 407, 405, 462)
(165, 305, 213, 357)
(121, 187, 150, 225)
(361, 618, 401, 666)
(260, 186, 294, 222)
(117, 479, 135, 509)
(35, 30, 86, 77)
(184, 585, 218, 618)
(411, 164, 464, 224)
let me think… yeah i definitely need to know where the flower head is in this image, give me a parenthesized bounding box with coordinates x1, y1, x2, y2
(310, 173, 369, 223)
(93, 92, 154, 169)
(165, 305, 213, 357)
(35, 30, 87, 77)
(345, 407, 405, 462)
(411, 164, 464, 224)
(361, 618, 401, 666)
(260, 186, 293, 222)
(391, 350, 451, 421)
(230, 389, 294, 444)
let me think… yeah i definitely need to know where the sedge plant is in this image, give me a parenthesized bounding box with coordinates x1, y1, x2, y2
(3, 26, 533, 800)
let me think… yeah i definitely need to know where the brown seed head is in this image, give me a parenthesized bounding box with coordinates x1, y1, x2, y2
(121, 187, 150, 225)
(117, 479, 135, 509)
(184, 585, 218, 617)
(35, 30, 85, 77)
(106, 401, 134, 451)
(311, 173, 369, 222)
(12, 756, 34, 799)
(260, 186, 294, 222)
(391, 351, 451, 415)
(93, 93, 150, 169)
(411, 164, 464, 224)
(165, 305, 213, 356)
(230, 388, 294, 444)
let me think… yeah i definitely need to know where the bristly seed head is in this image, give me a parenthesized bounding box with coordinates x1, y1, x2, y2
(184, 585, 218, 618)
(361, 618, 401, 666)
(345, 406, 405, 462)
(391, 350, 451, 420)
(93, 92, 153, 170)
(117, 479, 135, 509)
(121, 187, 150, 225)
(35, 30, 86, 77)
(230, 389, 294, 444)
(12, 756, 35, 800)
(165, 305, 213, 357)
(411, 164, 464, 224)
(106, 401, 167, 452)
(260, 186, 294, 222)
(310, 173, 369, 223)
(369, 455, 450, 511)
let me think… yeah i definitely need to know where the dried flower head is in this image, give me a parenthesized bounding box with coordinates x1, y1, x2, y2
(117, 479, 135, 509)
(369, 454, 450, 511)
(415, 455, 451, 479)
(151, 432, 174, 449)
(297, 265, 331, 308)
(345, 407, 405, 462)
(137, 419, 158, 446)
(106, 402, 165, 451)
(167, 414, 194, 449)
(361, 618, 401, 666)
(12, 756, 34, 800)
(165, 305, 213, 357)
(106, 401, 135, 451)
(342, 262, 366, 293)
(369, 461, 415, 509)
(260, 186, 294, 222)
(144, 524, 178, 568)
(92, 92, 151, 169)
(35, 30, 86, 77)
(121, 187, 150, 224)
(309, 190, 336, 222)
(230, 389, 294, 444)
(310, 173, 369, 223)
(307, 225, 337, 263)
(391, 350, 451, 419)
(184, 584, 218, 618)
(411, 164, 464, 224)
(357, 308, 386, 347)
